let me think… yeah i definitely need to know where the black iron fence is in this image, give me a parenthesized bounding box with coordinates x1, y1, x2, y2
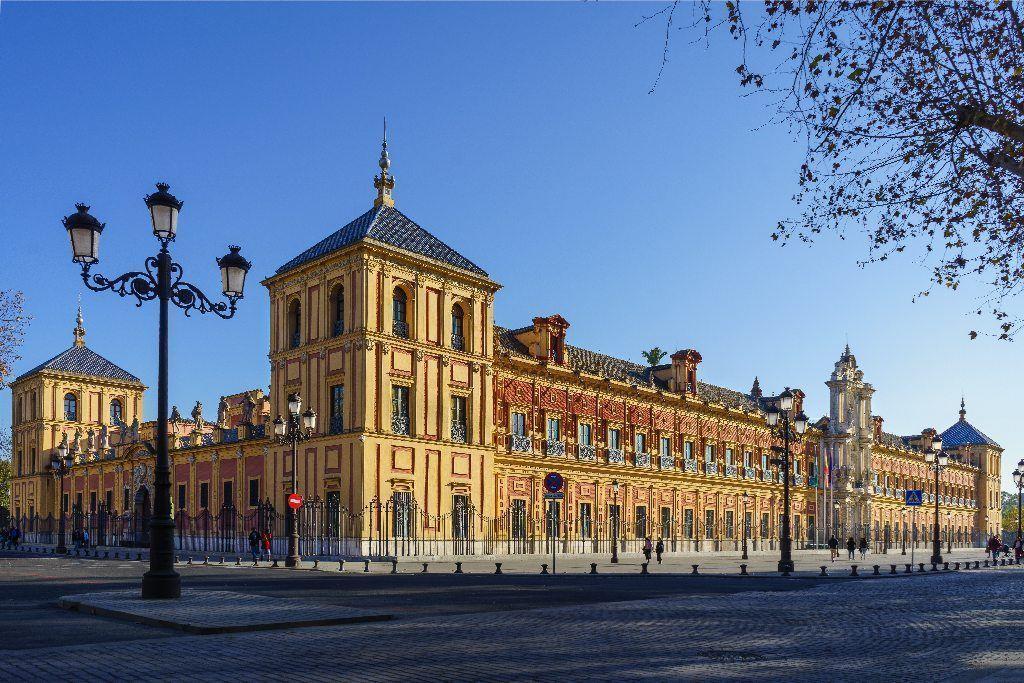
(6, 498, 983, 558)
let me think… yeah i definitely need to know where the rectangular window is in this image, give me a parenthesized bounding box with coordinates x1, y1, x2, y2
(608, 428, 621, 450)
(330, 385, 345, 434)
(62, 493, 70, 515)
(704, 509, 715, 539)
(391, 386, 411, 435)
(704, 444, 715, 463)
(177, 484, 186, 513)
(123, 487, 130, 511)
(660, 506, 672, 538)
(451, 396, 468, 442)
(579, 423, 592, 446)
(579, 503, 592, 538)
(223, 481, 234, 509)
(634, 506, 647, 538)
(199, 482, 209, 510)
(452, 494, 470, 540)
(75, 493, 83, 512)
(744, 450, 752, 468)
(761, 513, 770, 538)
(744, 511, 753, 538)
(392, 491, 413, 538)
(659, 437, 671, 457)
(683, 509, 694, 538)
(609, 504, 621, 536)
(105, 490, 113, 511)
(725, 510, 735, 538)
(89, 492, 97, 512)
(725, 447, 733, 465)
(511, 412, 526, 437)
(761, 453, 769, 470)
(547, 417, 561, 442)
(248, 479, 260, 507)
(634, 433, 646, 454)
(684, 441, 694, 459)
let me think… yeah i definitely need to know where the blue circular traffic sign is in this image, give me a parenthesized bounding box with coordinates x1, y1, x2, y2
(544, 472, 564, 493)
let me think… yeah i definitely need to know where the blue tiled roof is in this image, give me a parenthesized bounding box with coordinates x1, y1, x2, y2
(16, 345, 142, 384)
(275, 205, 488, 277)
(941, 419, 1000, 449)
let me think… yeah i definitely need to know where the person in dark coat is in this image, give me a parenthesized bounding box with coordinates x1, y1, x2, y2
(828, 535, 839, 562)
(846, 536, 856, 560)
(858, 535, 868, 559)
(655, 537, 665, 564)
(248, 528, 261, 563)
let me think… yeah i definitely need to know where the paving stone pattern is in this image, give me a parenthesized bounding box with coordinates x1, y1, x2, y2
(2, 565, 1023, 681)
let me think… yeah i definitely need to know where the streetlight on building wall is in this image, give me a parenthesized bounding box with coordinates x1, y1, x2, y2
(610, 479, 620, 564)
(742, 491, 750, 560)
(63, 184, 252, 599)
(273, 393, 316, 568)
(50, 442, 73, 554)
(765, 388, 808, 574)
(922, 432, 946, 566)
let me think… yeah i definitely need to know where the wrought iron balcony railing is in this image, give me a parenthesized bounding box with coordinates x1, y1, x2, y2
(659, 454, 674, 470)
(577, 444, 596, 461)
(451, 334, 465, 351)
(704, 462, 719, 476)
(683, 459, 698, 473)
(761, 469, 773, 482)
(545, 440, 565, 457)
(634, 452, 651, 468)
(451, 422, 467, 444)
(725, 465, 737, 478)
(393, 320, 409, 338)
(793, 474, 805, 486)
(391, 414, 410, 436)
(607, 448, 624, 465)
(510, 434, 532, 453)
(290, 332, 300, 349)
(333, 320, 344, 337)
(744, 467, 757, 481)
(329, 415, 345, 435)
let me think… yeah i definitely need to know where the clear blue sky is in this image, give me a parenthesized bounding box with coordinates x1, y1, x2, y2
(1, 3, 1018, 489)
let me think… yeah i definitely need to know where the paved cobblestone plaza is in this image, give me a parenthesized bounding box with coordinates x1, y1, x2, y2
(2, 548, 1022, 681)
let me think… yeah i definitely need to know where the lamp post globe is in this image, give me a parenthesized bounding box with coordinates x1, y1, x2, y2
(62, 204, 104, 264)
(216, 246, 251, 299)
(144, 182, 182, 241)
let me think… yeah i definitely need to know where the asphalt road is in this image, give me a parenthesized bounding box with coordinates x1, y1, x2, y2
(0, 549, 825, 651)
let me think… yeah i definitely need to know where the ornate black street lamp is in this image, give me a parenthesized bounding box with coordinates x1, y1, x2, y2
(742, 491, 750, 560)
(922, 432, 946, 566)
(900, 508, 907, 555)
(945, 511, 952, 554)
(765, 388, 808, 574)
(273, 393, 316, 568)
(1012, 459, 1024, 543)
(50, 444, 74, 554)
(610, 479, 620, 564)
(63, 184, 251, 599)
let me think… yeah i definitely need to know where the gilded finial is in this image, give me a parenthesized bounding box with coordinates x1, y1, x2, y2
(73, 296, 86, 347)
(959, 396, 967, 422)
(374, 117, 395, 208)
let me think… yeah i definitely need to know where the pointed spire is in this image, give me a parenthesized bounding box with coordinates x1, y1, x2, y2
(73, 296, 86, 347)
(749, 376, 762, 399)
(373, 117, 395, 208)
(959, 396, 967, 422)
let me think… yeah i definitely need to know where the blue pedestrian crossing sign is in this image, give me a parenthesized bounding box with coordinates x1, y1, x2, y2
(905, 489, 924, 506)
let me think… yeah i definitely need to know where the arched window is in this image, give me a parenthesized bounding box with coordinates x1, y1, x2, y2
(331, 285, 345, 337)
(288, 299, 301, 348)
(451, 303, 465, 350)
(64, 393, 78, 421)
(392, 288, 408, 338)
(110, 398, 123, 423)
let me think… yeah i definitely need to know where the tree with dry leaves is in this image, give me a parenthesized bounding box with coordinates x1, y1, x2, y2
(1, 289, 29, 389)
(645, 2, 1024, 338)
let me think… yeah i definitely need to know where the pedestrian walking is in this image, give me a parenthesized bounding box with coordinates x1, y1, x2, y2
(642, 536, 653, 563)
(655, 537, 665, 564)
(858, 536, 868, 560)
(1014, 537, 1023, 562)
(828, 534, 839, 562)
(9, 526, 20, 549)
(81, 528, 90, 550)
(260, 529, 272, 561)
(248, 528, 261, 563)
(846, 536, 855, 560)
(987, 535, 1001, 562)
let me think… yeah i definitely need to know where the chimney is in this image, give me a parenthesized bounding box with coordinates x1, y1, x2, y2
(670, 349, 702, 396)
(529, 315, 570, 365)
(872, 415, 883, 443)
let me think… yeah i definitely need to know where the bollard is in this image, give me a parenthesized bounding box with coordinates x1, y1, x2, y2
(253, 559, 259, 567)
(975, 561, 980, 569)
(918, 563, 925, 572)
(954, 562, 960, 570)
(220, 556, 225, 565)
(203, 556, 209, 565)
(739, 564, 748, 576)
(174, 554, 180, 564)
(984, 559, 990, 567)
(313, 559, 319, 570)
(422, 562, 429, 573)
(904, 563, 912, 574)
(590, 563, 598, 575)
(641, 562, 649, 575)
(104, 550, 109, 559)
(691, 564, 699, 575)
(819, 566, 828, 577)
(943, 562, 949, 571)
(455, 561, 464, 574)
(541, 563, 549, 575)
(889, 564, 897, 575)
(364, 559, 370, 573)
(391, 559, 398, 574)
(272, 559, 279, 568)
(236, 556, 241, 566)
(872, 565, 880, 576)
(187, 556, 193, 565)
(339, 560, 345, 572)
(850, 565, 858, 577)
(495, 562, 503, 575)
(931, 563, 938, 572)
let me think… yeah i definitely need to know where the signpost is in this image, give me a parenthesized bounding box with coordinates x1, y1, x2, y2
(543, 473, 564, 574)
(905, 490, 922, 566)
(287, 493, 303, 510)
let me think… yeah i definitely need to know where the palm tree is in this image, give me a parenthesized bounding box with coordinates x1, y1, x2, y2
(641, 347, 666, 367)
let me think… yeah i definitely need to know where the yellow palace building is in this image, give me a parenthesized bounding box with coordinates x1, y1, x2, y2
(6, 142, 1005, 557)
